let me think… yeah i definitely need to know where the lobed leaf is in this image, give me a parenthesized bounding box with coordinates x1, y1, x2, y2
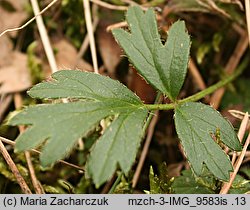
(174, 102, 241, 181)
(112, 6, 190, 100)
(87, 108, 147, 187)
(8, 70, 148, 186)
(10, 101, 112, 166)
(28, 70, 141, 104)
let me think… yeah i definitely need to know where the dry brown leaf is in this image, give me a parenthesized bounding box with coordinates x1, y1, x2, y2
(0, 35, 13, 66)
(54, 39, 93, 72)
(97, 20, 121, 78)
(0, 52, 32, 94)
(0, 0, 28, 37)
(7, 0, 28, 11)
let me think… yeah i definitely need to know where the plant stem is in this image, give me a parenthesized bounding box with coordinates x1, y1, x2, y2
(108, 172, 122, 194)
(0, 140, 32, 194)
(142, 92, 162, 135)
(145, 56, 249, 111)
(132, 93, 162, 188)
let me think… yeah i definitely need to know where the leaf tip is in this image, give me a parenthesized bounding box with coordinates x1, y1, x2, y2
(14, 141, 26, 153)
(40, 156, 54, 169)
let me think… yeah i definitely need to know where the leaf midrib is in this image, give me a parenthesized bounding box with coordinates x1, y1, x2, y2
(96, 112, 132, 180)
(133, 10, 169, 95)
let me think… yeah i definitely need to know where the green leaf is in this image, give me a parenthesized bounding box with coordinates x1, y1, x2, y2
(174, 102, 241, 181)
(8, 70, 148, 186)
(87, 109, 146, 187)
(149, 163, 171, 194)
(10, 101, 113, 165)
(172, 170, 215, 194)
(112, 6, 190, 100)
(28, 70, 140, 104)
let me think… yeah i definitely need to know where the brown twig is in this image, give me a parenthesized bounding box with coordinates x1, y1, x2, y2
(231, 112, 249, 165)
(24, 152, 45, 194)
(101, 173, 117, 193)
(245, 0, 250, 46)
(0, 0, 59, 38)
(188, 58, 209, 102)
(132, 110, 160, 188)
(220, 112, 249, 194)
(189, 58, 207, 90)
(0, 136, 85, 172)
(106, 21, 128, 32)
(0, 94, 13, 122)
(106, 13, 161, 32)
(0, 139, 32, 194)
(90, 0, 128, 11)
(229, 110, 250, 120)
(206, 0, 231, 18)
(14, 93, 44, 194)
(121, 0, 138, 6)
(210, 32, 249, 109)
(220, 127, 250, 194)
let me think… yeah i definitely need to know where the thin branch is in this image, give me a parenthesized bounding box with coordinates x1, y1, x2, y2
(0, 94, 13, 122)
(74, 6, 99, 68)
(101, 173, 117, 193)
(180, 55, 249, 104)
(106, 21, 127, 32)
(25, 152, 45, 194)
(188, 58, 209, 102)
(229, 110, 250, 120)
(30, 0, 58, 73)
(245, 0, 250, 46)
(188, 58, 207, 90)
(121, 0, 138, 6)
(220, 119, 250, 194)
(0, 0, 59, 38)
(106, 12, 160, 32)
(0, 136, 85, 172)
(90, 0, 128, 11)
(132, 93, 162, 188)
(0, 140, 32, 194)
(14, 93, 44, 194)
(231, 112, 249, 165)
(31, 0, 68, 105)
(206, 0, 231, 18)
(83, 0, 99, 73)
(210, 32, 249, 109)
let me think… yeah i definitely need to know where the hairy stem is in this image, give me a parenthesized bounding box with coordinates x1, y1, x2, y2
(145, 56, 249, 111)
(142, 92, 162, 134)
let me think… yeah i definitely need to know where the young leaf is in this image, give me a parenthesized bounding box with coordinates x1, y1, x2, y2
(8, 70, 148, 186)
(148, 164, 171, 194)
(112, 6, 190, 100)
(174, 102, 241, 181)
(172, 170, 215, 194)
